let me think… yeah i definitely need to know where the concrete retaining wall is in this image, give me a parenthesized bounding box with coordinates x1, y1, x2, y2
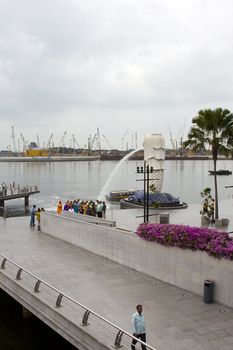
(41, 212, 233, 308)
(57, 210, 116, 227)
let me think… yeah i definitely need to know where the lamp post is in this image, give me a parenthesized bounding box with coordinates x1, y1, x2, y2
(137, 162, 154, 223)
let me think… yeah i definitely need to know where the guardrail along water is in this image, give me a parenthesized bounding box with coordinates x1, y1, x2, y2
(0, 254, 157, 350)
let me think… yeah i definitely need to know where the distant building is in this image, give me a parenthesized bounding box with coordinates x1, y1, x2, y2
(0, 150, 11, 157)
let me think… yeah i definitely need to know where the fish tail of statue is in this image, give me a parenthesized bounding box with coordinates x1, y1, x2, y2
(143, 133, 165, 193)
(151, 169, 164, 193)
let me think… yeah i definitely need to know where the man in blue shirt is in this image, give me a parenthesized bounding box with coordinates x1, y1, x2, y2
(131, 304, 146, 350)
(30, 205, 36, 227)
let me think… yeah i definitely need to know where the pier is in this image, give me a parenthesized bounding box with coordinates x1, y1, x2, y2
(0, 184, 40, 210)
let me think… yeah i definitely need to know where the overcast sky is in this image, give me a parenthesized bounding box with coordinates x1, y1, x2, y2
(0, 0, 233, 151)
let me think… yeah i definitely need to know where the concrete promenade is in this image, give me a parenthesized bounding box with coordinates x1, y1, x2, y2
(1, 217, 233, 350)
(106, 198, 233, 233)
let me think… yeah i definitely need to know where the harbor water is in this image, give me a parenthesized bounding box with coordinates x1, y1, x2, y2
(1, 159, 233, 212)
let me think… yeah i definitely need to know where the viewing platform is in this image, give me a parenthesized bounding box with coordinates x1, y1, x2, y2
(0, 184, 40, 209)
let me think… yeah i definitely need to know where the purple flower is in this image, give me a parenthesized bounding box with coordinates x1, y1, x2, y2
(136, 223, 233, 260)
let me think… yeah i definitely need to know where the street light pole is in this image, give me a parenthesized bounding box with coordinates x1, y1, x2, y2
(137, 163, 153, 223)
(146, 165, 150, 222)
(144, 161, 146, 223)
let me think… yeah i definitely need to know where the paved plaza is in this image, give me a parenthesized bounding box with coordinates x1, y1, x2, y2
(0, 215, 233, 350)
(107, 198, 233, 233)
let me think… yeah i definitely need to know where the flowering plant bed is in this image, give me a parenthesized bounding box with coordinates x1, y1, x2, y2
(136, 223, 233, 260)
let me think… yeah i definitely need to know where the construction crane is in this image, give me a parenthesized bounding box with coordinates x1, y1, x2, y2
(90, 133, 97, 150)
(36, 134, 40, 148)
(102, 135, 112, 150)
(72, 134, 80, 151)
(20, 133, 27, 154)
(46, 134, 54, 149)
(96, 128, 101, 152)
(166, 125, 176, 150)
(131, 134, 134, 149)
(87, 136, 91, 155)
(178, 117, 187, 149)
(121, 129, 128, 150)
(130, 132, 139, 149)
(58, 131, 67, 153)
(176, 118, 187, 156)
(11, 126, 17, 153)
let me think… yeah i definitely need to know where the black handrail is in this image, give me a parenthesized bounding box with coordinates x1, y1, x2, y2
(0, 253, 156, 350)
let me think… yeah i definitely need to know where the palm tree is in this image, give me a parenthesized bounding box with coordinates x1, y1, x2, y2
(183, 108, 233, 220)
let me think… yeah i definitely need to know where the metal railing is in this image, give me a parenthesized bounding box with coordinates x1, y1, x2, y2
(0, 254, 157, 350)
(0, 184, 38, 197)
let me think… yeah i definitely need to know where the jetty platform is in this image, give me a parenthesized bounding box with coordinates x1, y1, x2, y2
(1, 215, 233, 350)
(0, 185, 39, 209)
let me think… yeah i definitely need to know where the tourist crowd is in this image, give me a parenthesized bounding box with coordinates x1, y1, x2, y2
(57, 199, 107, 218)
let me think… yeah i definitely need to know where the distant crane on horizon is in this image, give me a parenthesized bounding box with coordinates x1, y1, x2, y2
(72, 134, 80, 155)
(58, 131, 67, 153)
(121, 129, 128, 150)
(20, 133, 27, 154)
(96, 128, 101, 152)
(11, 126, 17, 153)
(102, 134, 112, 150)
(178, 117, 187, 148)
(135, 132, 138, 149)
(46, 134, 54, 149)
(36, 134, 40, 148)
(166, 124, 176, 149)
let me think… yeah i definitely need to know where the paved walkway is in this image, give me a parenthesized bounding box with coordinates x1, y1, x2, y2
(1, 217, 233, 350)
(107, 198, 233, 233)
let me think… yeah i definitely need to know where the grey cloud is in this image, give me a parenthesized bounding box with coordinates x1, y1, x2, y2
(0, 0, 233, 148)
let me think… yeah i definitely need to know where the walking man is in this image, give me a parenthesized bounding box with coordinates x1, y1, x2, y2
(131, 304, 146, 350)
(30, 205, 36, 227)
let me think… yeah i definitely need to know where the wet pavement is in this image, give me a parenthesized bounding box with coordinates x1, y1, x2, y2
(107, 198, 233, 233)
(0, 210, 233, 350)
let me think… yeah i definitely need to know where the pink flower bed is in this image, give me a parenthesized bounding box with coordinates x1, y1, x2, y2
(136, 223, 233, 260)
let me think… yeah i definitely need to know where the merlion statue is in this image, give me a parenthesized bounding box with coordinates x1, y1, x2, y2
(143, 133, 165, 193)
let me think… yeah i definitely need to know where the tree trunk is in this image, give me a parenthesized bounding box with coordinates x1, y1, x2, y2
(213, 156, 219, 219)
